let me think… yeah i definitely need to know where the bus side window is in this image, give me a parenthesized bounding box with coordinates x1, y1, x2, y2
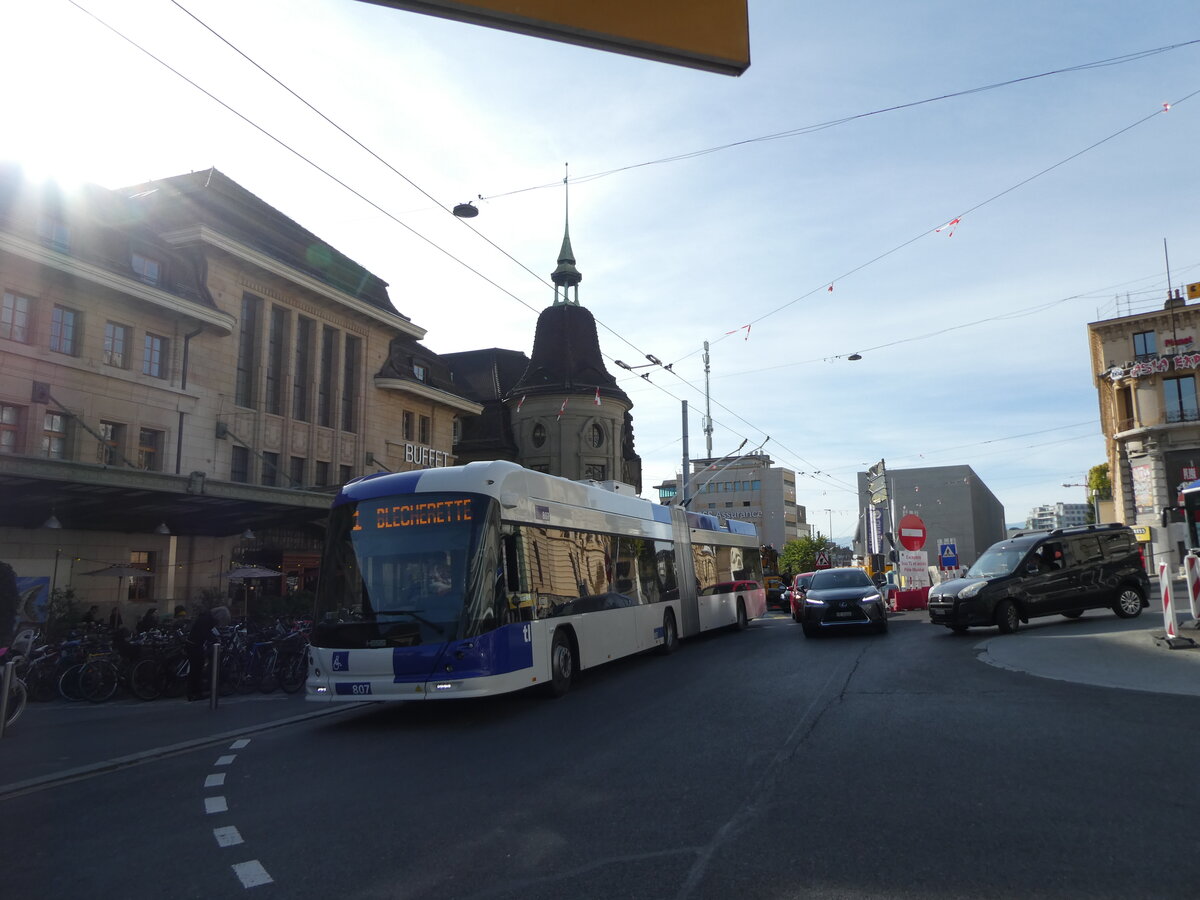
(502, 534, 520, 592)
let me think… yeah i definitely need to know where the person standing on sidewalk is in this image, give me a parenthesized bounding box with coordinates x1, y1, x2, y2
(185, 605, 230, 701)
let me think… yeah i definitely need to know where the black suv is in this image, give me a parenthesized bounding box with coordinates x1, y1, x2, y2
(927, 523, 1150, 634)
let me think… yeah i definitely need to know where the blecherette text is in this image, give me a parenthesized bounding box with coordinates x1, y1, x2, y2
(355, 499, 473, 530)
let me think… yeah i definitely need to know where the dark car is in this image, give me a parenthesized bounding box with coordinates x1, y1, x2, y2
(795, 567, 888, 637)
(787, 572, 816, 621)
(927, 523, 1150, 635)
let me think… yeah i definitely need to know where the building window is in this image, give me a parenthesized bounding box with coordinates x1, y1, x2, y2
(452, 417, 461, 444)
(317, 326, 338, 427)
(402, 411, 414, 441)
(50, 305, 80, 355)
(137, 428, 163, 471)
(1164, 376, 1198, 423)
(38, 216, 70, 252)
(289, 456, 305, 487)
(584, 463, 606, 481)
(724, 502, 733, 508)
(419, 415, 431, 445)
(104, 322, 131, 368)
(339, 464, 352, 484)
(341, 335, 360, 432)
(752, 480, 761, 490)
(413, 363, 427, 383)
(1133, 331, 1157, 360)
(131, 252, 162, 285)
(42, 413, 67, 459)
(589, 424, 604, 448)
(128, 551, 153, 602)
(231, 446, 250, 483)
(292, 316, 313, 421)
(314, 460, 330, 487)
(262, 451, 280, 487)
(98, 421, 125, 465)
(142, 333, 168, 378)
(532, 423, 547, 448)
(1, 292, 32, 342)
(235, 294, 261, 408)
(0, 404, 23, 454)
(265, 307, 288, 415)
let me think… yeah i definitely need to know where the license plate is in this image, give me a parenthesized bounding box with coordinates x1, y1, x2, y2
(835, 610, 855, 618)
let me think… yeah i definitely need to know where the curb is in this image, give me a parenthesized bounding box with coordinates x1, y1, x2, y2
(0, 701, 372, 802)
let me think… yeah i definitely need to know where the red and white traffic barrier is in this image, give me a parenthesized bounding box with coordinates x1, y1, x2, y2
(1186, 552, 1200, 627)
(1157, 562, 1197, 649)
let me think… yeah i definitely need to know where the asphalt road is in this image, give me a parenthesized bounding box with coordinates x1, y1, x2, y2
(4, 611, 1200, 898)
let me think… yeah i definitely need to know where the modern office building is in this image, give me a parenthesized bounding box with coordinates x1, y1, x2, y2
(653, 452, 809, 550)
(854, 464, 1006, 570)
(1024, 502, 1091, 531)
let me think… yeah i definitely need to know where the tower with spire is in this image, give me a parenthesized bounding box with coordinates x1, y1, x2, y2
(503, 178, 641, 490)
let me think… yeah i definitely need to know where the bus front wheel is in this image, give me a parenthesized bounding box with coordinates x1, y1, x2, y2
(547, 630, 575, 697)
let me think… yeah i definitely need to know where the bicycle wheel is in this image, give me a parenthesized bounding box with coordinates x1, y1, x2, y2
(79, 660, 119, 703)
(278, 652, 307, 694)
(258, 658, 279, 694)
(218, 652, 241, 697)
(5, 677, 27, 727)
(58, 663, 85, 701)
(27, 664, 60, 702)
(129, 658, 163, 701)
(161, 655, 189, 698)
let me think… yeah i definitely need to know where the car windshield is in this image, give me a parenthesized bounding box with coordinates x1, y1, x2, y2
(809, 569, 873, 590)
(966, 545, 1027, 578)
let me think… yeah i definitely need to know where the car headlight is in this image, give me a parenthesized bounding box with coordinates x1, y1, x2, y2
(958, 580, 987, 598)
(805, 596, 825, 605)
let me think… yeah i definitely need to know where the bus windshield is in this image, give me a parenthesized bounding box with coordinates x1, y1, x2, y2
(312, 492, 501, 649)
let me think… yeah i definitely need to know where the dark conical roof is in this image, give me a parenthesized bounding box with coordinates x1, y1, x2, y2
(509, 304, 630, 405)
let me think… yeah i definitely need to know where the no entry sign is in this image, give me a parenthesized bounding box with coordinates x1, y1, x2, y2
(898, 514, 927, 551)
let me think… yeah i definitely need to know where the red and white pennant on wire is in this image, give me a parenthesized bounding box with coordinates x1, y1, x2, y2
(725, 324, 752, 340)
(593, 387, 602, 407)
(935, 217, 961, 237)
(556, 398, 568, 421)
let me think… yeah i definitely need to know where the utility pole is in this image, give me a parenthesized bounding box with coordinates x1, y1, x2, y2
(702, 341, 713, 459)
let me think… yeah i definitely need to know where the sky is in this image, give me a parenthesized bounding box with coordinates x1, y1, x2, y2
(7, 0, 1200, 543)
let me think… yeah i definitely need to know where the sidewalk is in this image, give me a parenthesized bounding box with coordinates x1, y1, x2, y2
(0, 690, 365, 800)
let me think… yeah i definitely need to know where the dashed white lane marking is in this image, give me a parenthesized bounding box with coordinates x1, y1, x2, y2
(213, 826, 244, 848)
(230, 739, 251, 750)
(205, 796, 228, 814)
(232, 860, 274, 888)
(215, 754, 237, 766)
(205, 773, 227, 788)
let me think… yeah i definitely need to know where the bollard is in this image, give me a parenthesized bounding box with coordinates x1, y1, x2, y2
(0, 661, 12, 739)
(209, 642, 220, 710)
(1156, 562, 1197, 649)
(1186, 551, 1200, 629)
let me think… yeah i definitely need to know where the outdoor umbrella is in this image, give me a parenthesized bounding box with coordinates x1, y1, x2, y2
(220, 567, 283, 617)
(82, 564, 152, 604)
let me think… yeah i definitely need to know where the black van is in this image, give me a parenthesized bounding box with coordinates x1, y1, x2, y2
(927, 523, 1150, 634)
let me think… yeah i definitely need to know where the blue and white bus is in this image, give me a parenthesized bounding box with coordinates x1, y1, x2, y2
(306, 460, 767, 701)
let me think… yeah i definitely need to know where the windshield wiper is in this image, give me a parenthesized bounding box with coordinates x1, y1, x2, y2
(375, 609, 445, 634)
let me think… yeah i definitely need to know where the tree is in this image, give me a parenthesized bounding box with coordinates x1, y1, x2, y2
(780, 534, 835, 576)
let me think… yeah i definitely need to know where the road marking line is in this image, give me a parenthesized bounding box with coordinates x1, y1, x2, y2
(213, 826, 243, 848)
(205, 773, 226, 788)
(205, 796, 228, 814)
(215, 754, 237, 766)
(230, 739, 251, 749)
(232, 860, 274, 888)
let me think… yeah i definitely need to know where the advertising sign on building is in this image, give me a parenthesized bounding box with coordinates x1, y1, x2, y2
(898, 550, 930, 587)
(1132, 463, 1155, 514)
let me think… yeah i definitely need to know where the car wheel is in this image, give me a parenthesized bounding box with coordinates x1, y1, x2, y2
(657, 610, 679, 656)
(1112, 586, 1144, 619)
(801, 623, 819, 638)
(546, 629, 575, 697)
(995, 599, 1020, 634)
(791, 606, 801, 622)
(1061, 609, 1084, 619)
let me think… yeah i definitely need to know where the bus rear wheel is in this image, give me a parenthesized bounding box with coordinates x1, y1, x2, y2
(657, 610, 679, 655)
(547, 630, 575, 697)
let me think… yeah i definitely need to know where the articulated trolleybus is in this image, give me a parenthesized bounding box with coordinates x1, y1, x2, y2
(307, 460, 766, 701)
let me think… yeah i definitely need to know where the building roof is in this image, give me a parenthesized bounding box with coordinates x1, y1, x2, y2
(509, 304, 631, 405)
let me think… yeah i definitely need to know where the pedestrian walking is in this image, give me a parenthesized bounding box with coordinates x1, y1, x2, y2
(108, 606, 123, 631)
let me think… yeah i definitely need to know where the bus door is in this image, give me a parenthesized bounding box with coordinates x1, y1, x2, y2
(669, 505, 701, 637)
